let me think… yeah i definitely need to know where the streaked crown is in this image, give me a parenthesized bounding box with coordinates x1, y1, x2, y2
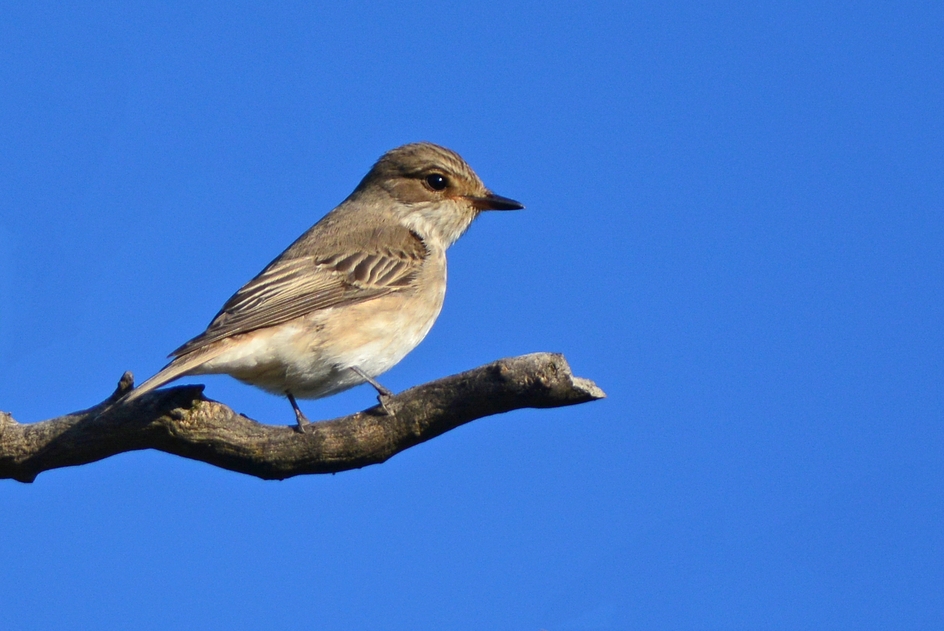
(347, 142, 523, 248)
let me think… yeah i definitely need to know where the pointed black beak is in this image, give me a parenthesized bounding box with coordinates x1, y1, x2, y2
(465, 192, 525, 211)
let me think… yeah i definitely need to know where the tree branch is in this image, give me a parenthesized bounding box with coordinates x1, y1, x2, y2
(0, 353, 604, 483)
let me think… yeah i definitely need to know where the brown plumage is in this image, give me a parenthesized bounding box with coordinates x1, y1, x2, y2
(124, 142, 523, 428)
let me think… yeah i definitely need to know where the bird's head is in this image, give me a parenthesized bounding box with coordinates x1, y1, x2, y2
(351, 142, 524, 248)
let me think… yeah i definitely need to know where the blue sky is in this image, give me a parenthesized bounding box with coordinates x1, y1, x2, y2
(1, 2, 942, 629)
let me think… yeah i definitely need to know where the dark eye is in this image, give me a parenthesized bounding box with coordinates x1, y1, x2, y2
(425, 173, 448, 191)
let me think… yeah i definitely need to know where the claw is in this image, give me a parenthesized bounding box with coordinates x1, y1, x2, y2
(286, 392, 310, 432)
(377, 393, 393, 415)
(351, 366, 396, 411)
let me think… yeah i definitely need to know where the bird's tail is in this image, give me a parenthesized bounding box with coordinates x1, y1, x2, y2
(121, 348, 222, 403)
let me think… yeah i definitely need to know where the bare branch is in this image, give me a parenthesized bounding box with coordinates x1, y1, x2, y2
(0, 353, 604, 483)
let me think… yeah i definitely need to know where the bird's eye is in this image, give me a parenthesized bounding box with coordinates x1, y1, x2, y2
(425, 173, 449, 191)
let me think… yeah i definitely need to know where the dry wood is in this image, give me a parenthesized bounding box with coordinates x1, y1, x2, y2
(0, 353, 604, 483)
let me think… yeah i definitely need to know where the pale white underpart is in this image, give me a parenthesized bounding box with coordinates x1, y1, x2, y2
(192, 280, 446, 399)
(397, 199, 473, 250)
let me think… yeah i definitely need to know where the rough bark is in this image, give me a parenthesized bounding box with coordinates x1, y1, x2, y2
(0, 353, 604, 483)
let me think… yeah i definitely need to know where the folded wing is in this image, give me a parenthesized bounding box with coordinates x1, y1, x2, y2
(172, 227, 427, 357)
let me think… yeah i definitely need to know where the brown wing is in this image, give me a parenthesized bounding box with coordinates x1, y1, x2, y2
(171, 229, 427, 357)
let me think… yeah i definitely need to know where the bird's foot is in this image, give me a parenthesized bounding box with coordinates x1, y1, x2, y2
(377, 393, 394, 415)
(351, 367, 395, 414)
(293, 411, 311, 433)
(286, 391, 311, 433)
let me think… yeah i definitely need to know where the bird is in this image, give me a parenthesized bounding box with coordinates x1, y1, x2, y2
(123, 142, 523, 430)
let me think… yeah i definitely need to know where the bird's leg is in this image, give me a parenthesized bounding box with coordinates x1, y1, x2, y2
(350, 367, 394, 414)
(286, 392, 310, 432)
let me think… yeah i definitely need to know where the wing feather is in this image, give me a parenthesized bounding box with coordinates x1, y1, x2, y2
(172, 228, 427, 357)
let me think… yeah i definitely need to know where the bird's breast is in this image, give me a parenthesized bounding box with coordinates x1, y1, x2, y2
(196, 252, 447, 398)
(308, 253, 446, 376)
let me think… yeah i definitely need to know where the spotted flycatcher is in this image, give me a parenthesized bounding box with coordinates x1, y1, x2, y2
(124, 142, 523, 429)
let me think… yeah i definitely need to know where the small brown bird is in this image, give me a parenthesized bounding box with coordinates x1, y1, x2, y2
(124, 142, 523, 429)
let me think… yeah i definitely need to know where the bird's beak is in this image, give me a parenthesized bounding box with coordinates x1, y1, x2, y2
(465, 192, 525, 211)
